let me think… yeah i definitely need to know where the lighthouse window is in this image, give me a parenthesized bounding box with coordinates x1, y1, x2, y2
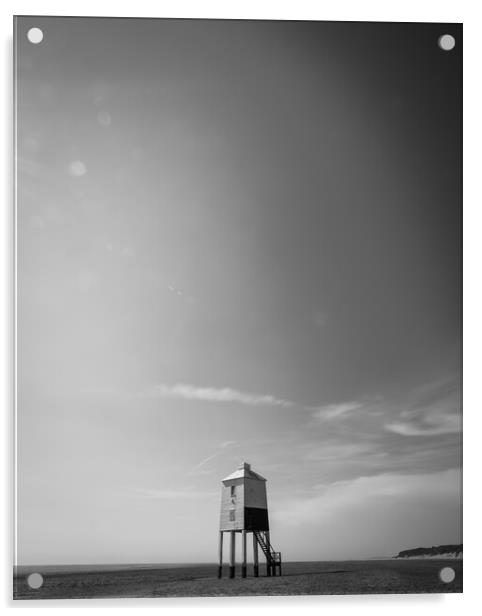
(229, 509, 235, 521)
(230, 486, 236, 497)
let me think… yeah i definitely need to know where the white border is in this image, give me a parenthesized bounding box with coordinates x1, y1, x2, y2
(2, 1, 480, 614)
(12, 8, 17, 580)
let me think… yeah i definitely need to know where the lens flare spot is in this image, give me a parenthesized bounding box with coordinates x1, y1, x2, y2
(27, 572, 44, 589)
(438, 34, 455, 51)
(27, 28, 43, 44)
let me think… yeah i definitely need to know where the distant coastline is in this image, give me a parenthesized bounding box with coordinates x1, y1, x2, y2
(395, 544, 462, 559)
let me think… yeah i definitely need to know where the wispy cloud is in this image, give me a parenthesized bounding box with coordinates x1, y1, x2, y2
(308, 378, 461, 438)
(189, 453, 219, 473)
(385, 378, 461, 436)
(386, 414, 461, 436)
(220, 440, 235, 449)
(144, 383, 293, 408)
(302, 441, 379, 463)
(272, 468, 461, 528)
(187, 440, 236, 476)
(139, 376, 460, 443)
(136, 488, 217, 500)
(312, 401, 363, 421)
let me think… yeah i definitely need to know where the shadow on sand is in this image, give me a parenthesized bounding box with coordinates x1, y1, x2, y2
(277, 570, 350, 577)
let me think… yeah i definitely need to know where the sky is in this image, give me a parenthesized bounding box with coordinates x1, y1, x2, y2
(15, 17, 462, 564)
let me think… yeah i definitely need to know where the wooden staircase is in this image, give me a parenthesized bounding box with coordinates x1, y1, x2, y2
(253, 530, 282, 576)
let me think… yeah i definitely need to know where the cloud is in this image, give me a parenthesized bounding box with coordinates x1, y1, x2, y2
(273, 467, 461, 528)
(308, 378, 460, 436)
(270, 468, 461, 559)
(189, 453, 219, 473)
(68, 160, 87, 177)
(141, 376, 460, 442)
(144, 383, 293, 408)
(187, 440, 236, 476)
(384, 378, 461, 436)
(312, 401, 363, 421)
(220, 440, 235, 448)
(136, 488, 217, 500)
(302, 441, 378, 463)
(386, 414, 461, 436)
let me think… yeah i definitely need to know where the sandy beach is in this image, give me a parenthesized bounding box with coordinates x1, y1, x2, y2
(14, 559, 462, 600)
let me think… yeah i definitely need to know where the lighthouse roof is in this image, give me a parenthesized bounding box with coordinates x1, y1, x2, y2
(222, 461, 266, 482)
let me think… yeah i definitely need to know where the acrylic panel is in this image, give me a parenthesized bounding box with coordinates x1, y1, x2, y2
(13, 16, 462, 599)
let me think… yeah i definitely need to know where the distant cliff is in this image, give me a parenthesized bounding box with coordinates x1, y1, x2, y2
(395, 544, 462, 559)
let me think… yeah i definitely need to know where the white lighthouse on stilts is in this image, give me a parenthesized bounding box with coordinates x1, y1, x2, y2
(218, 462, 282, 578)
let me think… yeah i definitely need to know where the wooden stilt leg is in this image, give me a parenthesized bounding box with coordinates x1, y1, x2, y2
(229, 531, 235, 578)
(266, 531, 271, 576)
(242, 530, 247, 578)
(253, 532, 259, 577)
(218, 531, 223, 578)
